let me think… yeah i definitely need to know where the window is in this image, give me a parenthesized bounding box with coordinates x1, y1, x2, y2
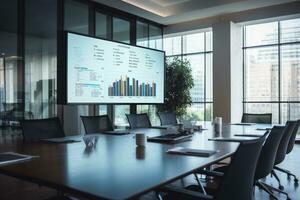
(25, 0, 57, 119)
(163, 30, 213, 121)
(95, 12, 108, 39)
(64, 0, 89, 34)
(0, 0, 21, 119)
(243, 18, 300, 124)
(136, 21, 149, 47)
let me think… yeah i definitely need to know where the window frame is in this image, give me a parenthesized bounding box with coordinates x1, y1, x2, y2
(242, 19, 300, 124)
(164, 30, 213, 121)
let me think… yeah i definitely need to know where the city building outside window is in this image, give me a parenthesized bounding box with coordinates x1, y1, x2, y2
(243, 18, 300, 124)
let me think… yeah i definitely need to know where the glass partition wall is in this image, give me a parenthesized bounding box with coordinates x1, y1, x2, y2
(0, 0, 163, 132)
(243, 18, 300, 124)
(0, 0, 24, 128)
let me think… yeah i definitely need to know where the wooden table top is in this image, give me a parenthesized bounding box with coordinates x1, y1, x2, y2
(0, 122, 267, 200)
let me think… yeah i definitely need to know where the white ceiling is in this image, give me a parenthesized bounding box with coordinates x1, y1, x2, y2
(94, 0, 299, 25)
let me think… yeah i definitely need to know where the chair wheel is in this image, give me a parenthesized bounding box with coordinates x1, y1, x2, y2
(279, 185, 284, 190)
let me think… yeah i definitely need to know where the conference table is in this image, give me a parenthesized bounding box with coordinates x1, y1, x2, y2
(0, 122, 270, 200)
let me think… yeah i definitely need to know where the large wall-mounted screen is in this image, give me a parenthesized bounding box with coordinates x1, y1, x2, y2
(66, 32, 165, 104)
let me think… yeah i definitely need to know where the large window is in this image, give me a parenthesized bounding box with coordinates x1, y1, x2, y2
(0, 0, 25, 123)
(25, 0, 57, 119)
(243, 18, 300, 124)
(163, 30, 213, 121)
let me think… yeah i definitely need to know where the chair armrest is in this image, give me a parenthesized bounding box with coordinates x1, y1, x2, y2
(159, 185, 214, 200)
(196, 169, 224, 177)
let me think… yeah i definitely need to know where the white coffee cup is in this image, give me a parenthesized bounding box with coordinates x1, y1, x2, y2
(136, 133, 146, 146)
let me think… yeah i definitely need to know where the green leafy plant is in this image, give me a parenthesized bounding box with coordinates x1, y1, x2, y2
(157, 57, 194, 117)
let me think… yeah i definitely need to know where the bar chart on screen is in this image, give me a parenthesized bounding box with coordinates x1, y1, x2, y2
(108, 75, 156, 97)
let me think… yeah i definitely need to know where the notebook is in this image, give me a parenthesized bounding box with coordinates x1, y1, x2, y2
(229, 123, 255, 126)
(40, 136, 81, 143)
(103, 130, 130, 135)
(167, 147, 218, 157)
(234, 134, 264, 137)
(256, 128, 272, 131)
(0, 152, 37, 166)
(147, 133, 192, 143)
(209, 137, 254, 142)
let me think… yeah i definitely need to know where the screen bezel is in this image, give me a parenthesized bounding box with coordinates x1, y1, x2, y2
(65, 31, 166, 105)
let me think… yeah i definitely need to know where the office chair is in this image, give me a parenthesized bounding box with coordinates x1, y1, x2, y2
(159, 136, 266, 200)
(254, 126, 290, 200)
(271, 121, 297, 190)
(197, 126, 288, 200)
(273, 120, 300, 184)
(21, 117, 65, 143)
(81, 115, 113, 134)
(241, 113, 272, 124)
(126, 113, 152, 129)
(157, 112, 178, 126)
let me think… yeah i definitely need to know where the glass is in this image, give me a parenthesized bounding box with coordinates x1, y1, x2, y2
(245, 22, 278, 47)
(205, 31, 213, 52)
(0, 0, 23, 119)
(149, 25, 163, 50)
(281, 103, 300, 123)
(64, 0, 89, 34)
(244, 47, 279, 101)
(184, 103, 205, 121)
(183, 32, 205, 54)
(137, 105, 160, 126)
(99, 105, 107, 115)
(96, 12, 107, 39)
(113, 17, 130, 44)
(137, 21, 148, 47)
(280, 18, 300, 43)
(206, 53, 213, 102)
(183, 54, 205, 102)
(205, 103, 213, 121)
(244, 103, 279, 124)
(163, 36, 181, 56)
(281, 44, 300, 101)
(0, 57, 4, 112)
(114, 105, 130, 127)
(24, 0, 57, 119)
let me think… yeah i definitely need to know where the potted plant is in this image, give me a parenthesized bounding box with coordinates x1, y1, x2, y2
(157, 56, 194, 118)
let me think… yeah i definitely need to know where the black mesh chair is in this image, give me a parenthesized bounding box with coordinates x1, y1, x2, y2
(157, 112, 178, 126)
(271, 121, 297, 191)
(21, 117, 65, 143)
(126, 113, 152, 129)
(253, 126, 289, 200)
(241, 113, 272, 124)
(195, 126, 287, 200)
(160, 136, 265, 200)
(273, 120, 300, 183)
(81, 115, 113, 134)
